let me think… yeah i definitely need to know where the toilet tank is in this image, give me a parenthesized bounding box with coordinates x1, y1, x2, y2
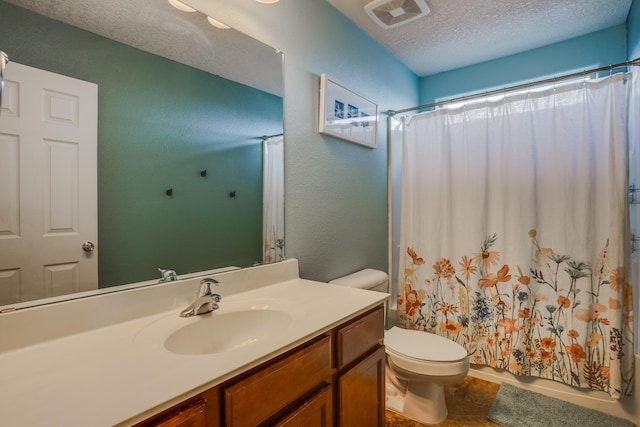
(329, 268, 388, 293)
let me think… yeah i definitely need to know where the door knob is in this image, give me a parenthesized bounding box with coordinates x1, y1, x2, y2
(82, 241, 96, 252)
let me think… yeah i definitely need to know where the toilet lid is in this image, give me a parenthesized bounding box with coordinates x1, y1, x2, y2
(384, 326, 467, 362)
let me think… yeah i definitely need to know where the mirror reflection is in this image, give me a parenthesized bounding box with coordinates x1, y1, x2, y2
(0, 0, 284, 308)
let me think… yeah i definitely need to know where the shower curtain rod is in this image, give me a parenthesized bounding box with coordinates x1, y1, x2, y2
(262, 133, 284, 141)
(388, 57, 640, 116)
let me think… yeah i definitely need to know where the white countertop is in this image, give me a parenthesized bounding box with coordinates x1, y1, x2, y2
(0, 261, 388, 427)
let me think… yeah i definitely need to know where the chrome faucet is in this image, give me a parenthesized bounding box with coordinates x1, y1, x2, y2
(180, 278, 222, 317)
(158, 268, 177, 283)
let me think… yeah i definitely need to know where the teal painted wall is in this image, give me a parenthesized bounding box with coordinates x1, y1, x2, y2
(629, 0, 640, 60)
(189, 0, 420, 282)
(0, 2, 283, 287)
(420, 25, 628, 105)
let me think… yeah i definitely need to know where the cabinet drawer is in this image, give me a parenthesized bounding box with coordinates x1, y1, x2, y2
(224, 334, 332, 426)
(336, 306, 384, 369)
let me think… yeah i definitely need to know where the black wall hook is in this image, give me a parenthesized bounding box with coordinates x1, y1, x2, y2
(229, 191, 236, 198)
(166, 188, 173, 196)
(200, 170, 207, 177)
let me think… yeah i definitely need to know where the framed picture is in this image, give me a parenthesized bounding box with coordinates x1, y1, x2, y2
(319, 73, 378, 148)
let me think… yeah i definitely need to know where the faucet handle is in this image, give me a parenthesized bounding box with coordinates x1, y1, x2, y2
(199, 278, 220, 296)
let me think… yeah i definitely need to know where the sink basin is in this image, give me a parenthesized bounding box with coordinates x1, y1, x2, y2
(162, 309, 292, 355)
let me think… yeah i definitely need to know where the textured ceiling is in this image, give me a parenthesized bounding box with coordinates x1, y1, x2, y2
(8, 0, 633, 88)
(5, 0, 283, 96)
(328, 0, 633, 76)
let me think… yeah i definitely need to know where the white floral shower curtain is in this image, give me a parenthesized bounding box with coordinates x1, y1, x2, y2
(397, 72, 636, 398)
(263, 136, 285, 264)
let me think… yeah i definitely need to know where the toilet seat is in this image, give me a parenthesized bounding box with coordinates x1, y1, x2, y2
(384, 326, 469, 376)
(384, 326, 467, 361)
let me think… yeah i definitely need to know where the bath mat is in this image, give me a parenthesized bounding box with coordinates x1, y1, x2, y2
(488, 382, 635, 427)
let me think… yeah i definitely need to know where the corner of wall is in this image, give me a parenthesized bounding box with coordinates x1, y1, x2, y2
(628, 0, 640, 60)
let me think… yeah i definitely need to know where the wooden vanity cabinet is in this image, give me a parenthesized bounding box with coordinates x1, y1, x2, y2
(136, 305, 385, 427)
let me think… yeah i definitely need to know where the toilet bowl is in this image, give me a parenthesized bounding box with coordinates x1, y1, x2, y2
(330, 269, 470, 425)
(384, 326, 469, 424)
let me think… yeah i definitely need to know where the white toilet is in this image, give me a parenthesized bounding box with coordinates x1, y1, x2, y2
(384, 326, 469, 424)
(330, 269, 470, 425)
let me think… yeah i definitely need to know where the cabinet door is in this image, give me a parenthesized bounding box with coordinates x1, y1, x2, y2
(274, 385, 333, 427)
(337, 346, 385, 427)
(134, 387, 220, 427)
(152, 399, 206, 427)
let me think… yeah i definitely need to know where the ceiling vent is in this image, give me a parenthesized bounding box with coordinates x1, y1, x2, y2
(364, 0, 430, 29)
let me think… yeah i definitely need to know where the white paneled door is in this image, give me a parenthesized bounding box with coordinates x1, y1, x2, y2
(0, 62, 98, 306)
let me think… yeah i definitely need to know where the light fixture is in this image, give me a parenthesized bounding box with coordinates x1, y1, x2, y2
(256, 0, 280, 4)
(168, 0, 196, 12)
(207, 16, 231, 29)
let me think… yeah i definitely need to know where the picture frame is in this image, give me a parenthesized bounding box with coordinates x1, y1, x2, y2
(319, 73, 378, 148)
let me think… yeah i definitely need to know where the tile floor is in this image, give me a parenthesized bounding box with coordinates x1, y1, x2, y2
(384, 376, 502, 427)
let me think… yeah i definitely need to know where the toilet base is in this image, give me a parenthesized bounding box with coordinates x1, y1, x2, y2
(385, 374, 448, 425)
(385, 382, 406, 414)
(404, 381, 447, 424)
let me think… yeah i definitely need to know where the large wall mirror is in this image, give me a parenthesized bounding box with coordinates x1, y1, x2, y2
(0, 0, 284, 309)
